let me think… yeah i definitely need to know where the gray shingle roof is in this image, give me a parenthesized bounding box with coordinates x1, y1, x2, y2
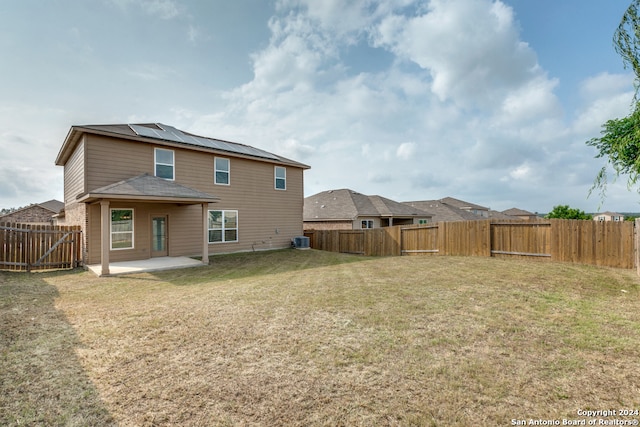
(438, 197, 489, 211)
(304, 189, 432, 221)
(38, 200, 65, 213)
(502, 207, 535, 217)
(77, 174, 219, 204)
(402, 200, 479, 222)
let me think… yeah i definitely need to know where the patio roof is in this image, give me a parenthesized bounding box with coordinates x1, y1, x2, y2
(77, 173, 220, 204)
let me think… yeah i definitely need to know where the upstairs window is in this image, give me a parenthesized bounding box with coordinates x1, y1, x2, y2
(155, 148, 174, 180)
(215, 157, 230, 185)
(275, 166, 286, 190)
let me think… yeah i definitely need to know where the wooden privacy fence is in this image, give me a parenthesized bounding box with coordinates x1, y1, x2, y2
(0, 223, 83, 272)
(305, 219, 637, 270)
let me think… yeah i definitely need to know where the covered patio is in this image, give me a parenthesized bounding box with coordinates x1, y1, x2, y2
(78, 174, 219, 276)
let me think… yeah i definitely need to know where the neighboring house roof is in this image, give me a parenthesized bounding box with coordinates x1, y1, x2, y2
(304, 189, 432, 221)
(488, 210, 515, 220)
(37, 199, 65, 214)
(502, 207, 536, 217)
(77, 173, 220, 204)
(439, 197, 489, 211)
(0, 199, 65, 220)
(403, 200, 479, 222)
(55, 123, 310, 169)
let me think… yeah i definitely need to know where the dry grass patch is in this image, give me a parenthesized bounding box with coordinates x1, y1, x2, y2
(2, 249, 640, 426)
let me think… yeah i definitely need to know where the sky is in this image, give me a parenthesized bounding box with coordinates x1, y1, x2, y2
(0, 0, 637, 214)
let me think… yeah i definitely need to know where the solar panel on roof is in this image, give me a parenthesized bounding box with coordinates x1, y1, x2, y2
(128, 123, 280, 160)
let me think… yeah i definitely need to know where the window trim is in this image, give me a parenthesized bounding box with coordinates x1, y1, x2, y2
(110, 208, 134, 250)
(275, 166, 286, 190)
(214, 157, 230, 185)
(361, 220, 374, 229)
(208, 209, 239, 243)
(154, 147, 175, 181)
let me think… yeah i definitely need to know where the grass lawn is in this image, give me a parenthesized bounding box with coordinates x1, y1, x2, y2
(1, 249, 640, 426)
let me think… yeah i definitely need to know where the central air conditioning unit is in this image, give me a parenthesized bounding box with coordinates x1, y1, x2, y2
(292, 236, 310, 249)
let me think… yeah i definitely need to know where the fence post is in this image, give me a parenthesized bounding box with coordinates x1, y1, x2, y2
(633, 218, 640, 276)
(26, 226, 32, 273)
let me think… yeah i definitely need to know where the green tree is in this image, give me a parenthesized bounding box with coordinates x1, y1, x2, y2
(587, 0, 640, 201)
(545, 205, 592, 220)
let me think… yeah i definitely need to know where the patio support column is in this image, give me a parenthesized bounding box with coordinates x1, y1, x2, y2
(100, 200, 110, 276)
(202, 203, 209, 265)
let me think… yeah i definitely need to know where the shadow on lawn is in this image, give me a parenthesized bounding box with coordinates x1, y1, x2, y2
(0, 271, 115, 426)
(155, 248, 378, 286)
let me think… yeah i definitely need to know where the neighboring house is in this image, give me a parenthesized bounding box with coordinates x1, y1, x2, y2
(438, 197, 491, 218)
(0, 199, 65, 225)
(404, 197, 520, 223)
(487, 209, 514, 220)
(402, 199, 479, 223)
(502, 207, 539, 221)
(593, 211, 625, 222)
(304, 189, 432, 230)
(55, 123, 310, 275)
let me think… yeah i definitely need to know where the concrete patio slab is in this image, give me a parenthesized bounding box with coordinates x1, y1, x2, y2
(87, 256, 205, 276)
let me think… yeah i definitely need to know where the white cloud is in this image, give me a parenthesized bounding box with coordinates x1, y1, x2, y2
(572, 73, 634, 136)
(580, 72, 634, 102)
(396, 142, 417, 160)
(372, 0, 540, 109)
(508, 163, 532, 181)
(498, 75, 561, 125)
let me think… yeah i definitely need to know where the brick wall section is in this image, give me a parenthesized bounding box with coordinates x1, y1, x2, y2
(0, 206, 56, 224)
(55, 202, 88, 261)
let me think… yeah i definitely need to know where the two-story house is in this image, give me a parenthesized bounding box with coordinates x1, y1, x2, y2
(55, 123, 310, 276)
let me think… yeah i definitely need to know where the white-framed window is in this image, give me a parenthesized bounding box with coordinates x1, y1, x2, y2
(155, 148, 174, 180)
(275, 166, 286, 190)
(111, 209, 134, 250)
(208, 210, 238, 243)
(215, 157, 230, 185)
(418, 219, 429, 225)
(361, 220, 374, 229)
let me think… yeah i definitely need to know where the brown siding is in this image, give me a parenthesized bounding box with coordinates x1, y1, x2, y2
(81, 137, 306, 263)
(64, 138, 85, 204)
(85, 135, 150, 191)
